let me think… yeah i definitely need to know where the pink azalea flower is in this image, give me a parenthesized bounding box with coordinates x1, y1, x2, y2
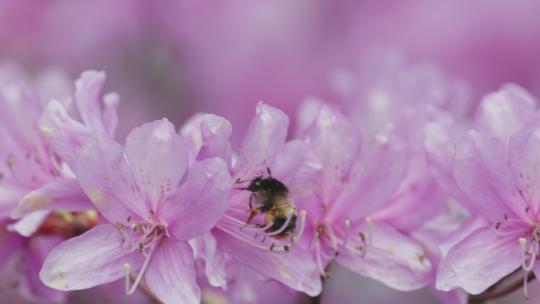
(0, 67, 112, 302)
(436, 85, 540, 296)
(7, 70, 120, 226)
(293, 102, 433, 291)
(38, 118, 232, 304)
(328, 55, 475, 298)
(180, 103, 322, 296)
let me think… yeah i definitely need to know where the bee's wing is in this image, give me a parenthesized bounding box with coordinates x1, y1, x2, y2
(287, 184, 318, 202)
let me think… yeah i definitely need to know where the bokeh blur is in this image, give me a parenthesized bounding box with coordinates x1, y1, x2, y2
(1, 1, 540, 303)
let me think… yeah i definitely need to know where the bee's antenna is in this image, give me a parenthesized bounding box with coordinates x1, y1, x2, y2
(266, 167, 272, 176)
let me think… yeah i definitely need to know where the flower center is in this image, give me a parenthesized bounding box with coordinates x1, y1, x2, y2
(119, 219, 167, 295)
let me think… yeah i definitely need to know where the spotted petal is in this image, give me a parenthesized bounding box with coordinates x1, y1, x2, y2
(124, 119, 188, 212)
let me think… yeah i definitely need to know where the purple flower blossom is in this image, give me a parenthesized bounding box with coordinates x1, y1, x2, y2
(180, 103, 321, 296)
(38, 118, 232, 304)
(294, 102, 433, 291)
(436, 85, 540, 297)
(0, 67, 113, 302)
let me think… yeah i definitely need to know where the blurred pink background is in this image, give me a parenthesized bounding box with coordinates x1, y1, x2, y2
(1, 1, 539, 303)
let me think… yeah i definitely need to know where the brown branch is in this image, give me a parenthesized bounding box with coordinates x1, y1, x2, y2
(130, 274, 162, 304)
(468, 272, 536, 303)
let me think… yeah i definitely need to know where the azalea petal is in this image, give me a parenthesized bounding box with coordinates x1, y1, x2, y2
(102, 92, 120, 137)
(40, 224, 142, 290)
(508, 123, 540, 216)
(180, 113, 232, 164)
(0, 183, 27, 218)
(145, 239, 200, 304)
(453, 131, 524, 222)
(236, 102, 289, 177)
(329, 135, 407, 222)
(162, 158, 231, 240)
(296, 97, 324, 135)
(436, 226, 522, 294)
(272, 139, 320, 192)
(373, 170, 443, 232)
(438, 215, 489, 256)
(124, 119, 188, 212)
(189, 233, 227, 288)
(302, 105, 361, 203)
(216, 230, 322, 297)
(75, 132, 148, 223)
(337, 222, 432, 291)
(12, 178, 93, 219)
(39, 100, 89, 166)
(8, 210, 49, 237)
(476, 84, 537, 143)
(75, 71, 107, 132)
(20, 236, 66, 303)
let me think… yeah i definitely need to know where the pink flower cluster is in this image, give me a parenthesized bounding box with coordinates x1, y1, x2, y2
(1, 56, 539, 304)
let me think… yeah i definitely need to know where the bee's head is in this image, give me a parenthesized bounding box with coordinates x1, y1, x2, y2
(247, 176, 264, 192)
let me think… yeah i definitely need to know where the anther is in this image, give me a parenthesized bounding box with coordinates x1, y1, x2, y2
(335, 218, 351, 256)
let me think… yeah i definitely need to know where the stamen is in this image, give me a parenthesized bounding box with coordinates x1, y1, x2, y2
(243, 221, 274, 232)
(365, 216, 373, 247)
(524, 240, 538, 272)
(314, 238, 327, 276)
(347, 244, 366, 257)
(123, 263, 131, 294)
(217, 224, 289, 253)
(335, 218, 350, 256)
(124, 243, 156, 295)
(292, 210, 306, 244)
(519, 238, 529, 270)
(266, 212, 293, 236)
(223, 214, 273, 232)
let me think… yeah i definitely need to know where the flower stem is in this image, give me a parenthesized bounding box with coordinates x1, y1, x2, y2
(468, 272, 536, 303)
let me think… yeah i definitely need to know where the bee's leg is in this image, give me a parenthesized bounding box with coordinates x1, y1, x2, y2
(245, 207, 262, 226)
(248, 193, 254, 210)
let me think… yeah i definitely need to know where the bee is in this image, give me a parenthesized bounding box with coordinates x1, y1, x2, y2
(240, 168, 298, 240)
